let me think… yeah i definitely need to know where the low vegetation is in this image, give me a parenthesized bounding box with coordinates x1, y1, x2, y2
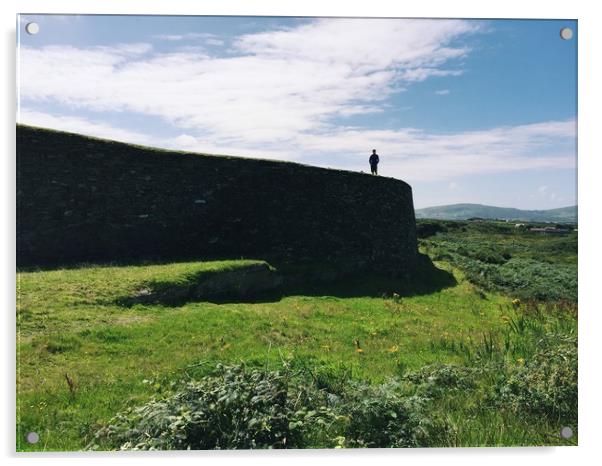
(17, 220, 577, 450)
(418, 220, 577, 302)
(87, 299, 576, 450)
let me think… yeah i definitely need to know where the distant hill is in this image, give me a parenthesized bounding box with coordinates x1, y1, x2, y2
(415, 203, 577, 223)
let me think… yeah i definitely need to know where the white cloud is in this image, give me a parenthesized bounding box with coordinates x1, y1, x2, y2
(17, 18, 576, 183)
(234, 19, 476, 75)
(172, 134, 198, 148)
(17, 109, 153, 145)
(435, 89, 450, 95)
(154, 34, 185, 41)
(449, 181, 458, 189)
(103, 43, 153, 55)
(536, 184, 563, 204)
(154, 33, 224, 46)
(289, 119, 575, 181)
(205, 38, 225, 47)
(19, 18, 478, 144)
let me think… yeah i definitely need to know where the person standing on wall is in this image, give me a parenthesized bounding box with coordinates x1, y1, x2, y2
(369, 149, 380, 175)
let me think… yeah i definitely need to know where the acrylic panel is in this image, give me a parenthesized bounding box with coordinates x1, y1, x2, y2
(16, 15, 577, 451)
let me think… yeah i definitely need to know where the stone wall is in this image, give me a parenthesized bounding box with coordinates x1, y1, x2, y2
(17, 125, 418, 274)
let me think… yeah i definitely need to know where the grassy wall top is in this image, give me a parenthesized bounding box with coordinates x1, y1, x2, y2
(17, 125, 417, 272)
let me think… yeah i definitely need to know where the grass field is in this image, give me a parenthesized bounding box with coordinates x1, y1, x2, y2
(16, 222, 577, 450)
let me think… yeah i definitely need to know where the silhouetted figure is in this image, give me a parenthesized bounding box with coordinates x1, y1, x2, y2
(369, 149, 379, 175)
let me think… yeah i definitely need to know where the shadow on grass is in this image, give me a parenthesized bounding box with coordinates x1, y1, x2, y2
(116, 253, 457, 307)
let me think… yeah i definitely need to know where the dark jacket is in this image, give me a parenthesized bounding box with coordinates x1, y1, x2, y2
(369, 153, 379, 165)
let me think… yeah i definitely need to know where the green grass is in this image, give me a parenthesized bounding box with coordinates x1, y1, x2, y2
(16, 233, 577, 450)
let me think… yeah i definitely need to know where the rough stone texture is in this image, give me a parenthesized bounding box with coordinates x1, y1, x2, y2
(17, 125, 418, 274)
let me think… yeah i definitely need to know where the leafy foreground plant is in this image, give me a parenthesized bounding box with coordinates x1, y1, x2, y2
(89, 364, 442, 450)
(404, 364, 479, 398)
(495, 335, 577, 424)
(336, 380, 449, 447)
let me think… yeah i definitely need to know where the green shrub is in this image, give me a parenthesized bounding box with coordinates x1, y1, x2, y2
(337, 380, 447, 447)
(403, 364, 478, 397)
(90, 363, 449, 450)
(419, 222, 577, 302)
(423, 239, 576, 302)
(416, 221, 447, 238)
(288, 357, 353, 393)
(495, 336, 577, 423)
(90, 364, 338, 450)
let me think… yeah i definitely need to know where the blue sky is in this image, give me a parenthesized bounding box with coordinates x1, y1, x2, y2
(17, 15, 577, 209)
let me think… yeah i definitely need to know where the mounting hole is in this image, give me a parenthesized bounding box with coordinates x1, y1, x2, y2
(25, 22, 39, 35)
(560, 426, 573, 439)
(560, 27, 573, 40)
(26, 431, 40, 444)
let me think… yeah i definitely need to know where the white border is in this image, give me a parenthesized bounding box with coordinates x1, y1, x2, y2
(3, 1, 600, 465)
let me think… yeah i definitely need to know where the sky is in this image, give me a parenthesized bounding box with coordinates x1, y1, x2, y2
(17, 15, 577, 209)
